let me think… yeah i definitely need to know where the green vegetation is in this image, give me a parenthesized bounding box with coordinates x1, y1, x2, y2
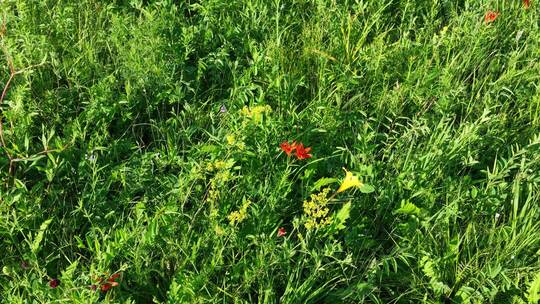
(1, 1, 539, 303)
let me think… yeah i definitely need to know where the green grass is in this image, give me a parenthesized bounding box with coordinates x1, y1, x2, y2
(1, 0, 539, 303)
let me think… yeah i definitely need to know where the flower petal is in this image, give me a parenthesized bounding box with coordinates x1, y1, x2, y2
(337, 169, 362, 193)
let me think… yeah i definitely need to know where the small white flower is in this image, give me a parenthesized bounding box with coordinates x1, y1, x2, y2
(495, 213, 500, 220)
(85, 153, 96, 162)
(516, 30, 524, 43)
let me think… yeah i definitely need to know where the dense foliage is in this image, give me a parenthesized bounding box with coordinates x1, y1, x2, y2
(1, 0, 539, 303)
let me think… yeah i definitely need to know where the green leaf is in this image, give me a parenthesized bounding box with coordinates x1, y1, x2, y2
(2, 266, 12, 276)
(31, 219, 53, 254)
(421, 256, 436, 280)
(359, 184, 375, 193)
(355, 282, 373, 297)
(394, 200, 421, 216)
(311, 177, 338, 192)
(455, 286, 475, 302)
(199, 144, 218, 154)
(62, 260, 79, 282)
(470, 186, 478, 199)
(335, 201, 352, 230)
(527, 272, 540, 303)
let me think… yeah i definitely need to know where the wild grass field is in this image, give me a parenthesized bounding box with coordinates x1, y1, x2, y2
(1, 0, 539, 303)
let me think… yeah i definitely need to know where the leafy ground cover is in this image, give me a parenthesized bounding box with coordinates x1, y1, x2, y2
(1, 0, 539, 303)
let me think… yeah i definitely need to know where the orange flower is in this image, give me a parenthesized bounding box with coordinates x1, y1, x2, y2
(524, 0, 530, 8)
(484, 11, 499, 24)
(295, 143, 312, 160)
(280, 141, 297, 156)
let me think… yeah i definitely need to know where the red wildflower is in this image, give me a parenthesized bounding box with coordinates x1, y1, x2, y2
(99, 272, 121, 292)
(277, 227, 287, 237)
(100, 281, 119, 292)
(484, 11, 499, 24)
(524, 0, 530, 8)
(108, 273, 121, 282)
(280, 141, 297, 156)
(49, 278, 60, 288)
(100, 283, 113, 292)
(295, 143, 312, 160)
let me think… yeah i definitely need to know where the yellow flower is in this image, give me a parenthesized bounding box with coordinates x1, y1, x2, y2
(228, 199, 252, 225)
(336, 168, 362, 193)
(214, 224, 225, 236)
(226, 134, 236, 146)
(225, 134, 246, 150)
(240, 105, 272, 123)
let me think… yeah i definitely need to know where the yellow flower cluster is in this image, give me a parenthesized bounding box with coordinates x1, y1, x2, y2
(206, 159, 234, 172)
(240, 105, 272, 123)
(303, 188, 333, 230)
(205, 159, 235, 218)
(207, 188, 219, 204)
(228, 199, 252, 225)
(225, 133, 246, 150)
